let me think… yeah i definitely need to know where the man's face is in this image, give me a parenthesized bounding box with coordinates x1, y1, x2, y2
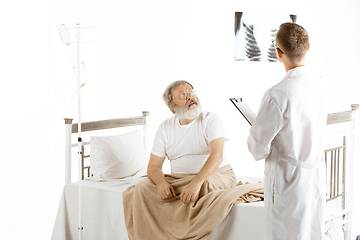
(171, 84, 197, 108)
(170, 83, 201, 120)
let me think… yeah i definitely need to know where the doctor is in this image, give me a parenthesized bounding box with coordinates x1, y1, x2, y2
(247, 22, 328, 240)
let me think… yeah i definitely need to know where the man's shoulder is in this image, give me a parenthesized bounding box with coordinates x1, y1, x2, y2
(262, 81, 289, 112)
(198, 111, 217, 120)
(159, 115, 176, 128)
(200, 111, 218, 118)
(158, 112, 222, 128)
(197, 111, 223, 126)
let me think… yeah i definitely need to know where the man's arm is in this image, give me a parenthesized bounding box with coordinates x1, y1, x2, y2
(180, 137, 225, 204)
(247, 96, 284, 160)
(147, 153, 176, 200)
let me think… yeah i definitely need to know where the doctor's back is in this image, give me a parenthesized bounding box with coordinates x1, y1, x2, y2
(248, 67, 328, 166)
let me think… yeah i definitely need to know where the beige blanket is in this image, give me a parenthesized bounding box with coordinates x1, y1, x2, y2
(123, 165, 264, 240)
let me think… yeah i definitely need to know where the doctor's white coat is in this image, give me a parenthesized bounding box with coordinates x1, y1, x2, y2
(247, 66, 328, 240)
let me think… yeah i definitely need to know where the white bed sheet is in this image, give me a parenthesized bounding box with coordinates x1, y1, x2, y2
(51, 176, 265, 240)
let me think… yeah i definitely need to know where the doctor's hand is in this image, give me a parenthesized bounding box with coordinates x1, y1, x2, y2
(157, 182, 176, 201)
(180, 180, 202, 204)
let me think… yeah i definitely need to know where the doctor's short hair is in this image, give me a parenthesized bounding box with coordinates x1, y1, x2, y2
(163, 80, 194, 114)
(276, 22, 309, 61)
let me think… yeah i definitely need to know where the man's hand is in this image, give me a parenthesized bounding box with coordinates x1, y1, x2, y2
(180, 180, 202, 204)
(179, 138, 225, 204)
(157, 182, 176, 201)
(148, 154, 176, 201)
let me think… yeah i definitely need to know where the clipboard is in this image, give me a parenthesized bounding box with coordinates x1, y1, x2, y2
(229, 98, 256, 125)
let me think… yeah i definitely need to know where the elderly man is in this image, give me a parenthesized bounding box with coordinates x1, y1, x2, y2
(123, 80, 263, 240)
(148, 80, 231, 204)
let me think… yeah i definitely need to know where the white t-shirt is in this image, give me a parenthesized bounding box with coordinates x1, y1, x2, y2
(151, 112, 229, 173)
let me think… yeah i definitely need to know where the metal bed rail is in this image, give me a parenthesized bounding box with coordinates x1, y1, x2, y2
(324, 104, 359, 240)
(64, 111, 149, 183)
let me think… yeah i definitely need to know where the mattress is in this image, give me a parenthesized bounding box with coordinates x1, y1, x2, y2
(51, 176, 265, 240)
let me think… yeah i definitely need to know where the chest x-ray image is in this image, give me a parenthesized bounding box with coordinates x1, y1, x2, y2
(234, 12, 297, 62)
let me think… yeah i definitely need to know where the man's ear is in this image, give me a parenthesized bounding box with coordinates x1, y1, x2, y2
(307, 43, 310, 52)
(276, 48, 283, 62)
(169, 103, 175, 111)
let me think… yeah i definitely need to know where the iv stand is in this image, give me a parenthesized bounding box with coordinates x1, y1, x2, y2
(76, 23, 83, 240)
(57, 22, 96, 240)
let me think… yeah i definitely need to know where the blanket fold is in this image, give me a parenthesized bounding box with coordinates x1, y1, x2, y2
(123, 165, 264, 240)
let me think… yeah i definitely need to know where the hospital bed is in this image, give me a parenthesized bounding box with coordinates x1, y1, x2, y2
(51, 104, 359, 240)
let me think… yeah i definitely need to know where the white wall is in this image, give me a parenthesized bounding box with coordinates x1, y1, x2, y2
(1, 0, 359, 239)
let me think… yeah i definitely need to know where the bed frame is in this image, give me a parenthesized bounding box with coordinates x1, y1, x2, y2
(62, 105, 359, 239)
(324, 104, 359, 239)
(64, 111, 149, 184)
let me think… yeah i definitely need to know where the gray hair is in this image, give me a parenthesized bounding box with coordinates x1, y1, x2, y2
(162, 80, 194, 114)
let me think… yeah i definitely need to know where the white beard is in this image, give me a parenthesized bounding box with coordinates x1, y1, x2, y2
(174, 99, 202, 121)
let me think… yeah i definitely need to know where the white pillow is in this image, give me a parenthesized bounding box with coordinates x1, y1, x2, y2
(90, 130, 147, 179)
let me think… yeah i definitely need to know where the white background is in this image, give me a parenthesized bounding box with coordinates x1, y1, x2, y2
(1, 0, 359, 239)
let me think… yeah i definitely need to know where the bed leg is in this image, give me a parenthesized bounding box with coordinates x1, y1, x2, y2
(64, 118, 73, 184)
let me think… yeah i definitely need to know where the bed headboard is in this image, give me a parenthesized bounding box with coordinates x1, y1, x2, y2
(324, 104, 359, 239)
(324, 104, 358, 202)
(64, 111, 149, 184)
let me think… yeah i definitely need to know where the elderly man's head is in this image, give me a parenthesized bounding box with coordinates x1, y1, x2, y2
(163, 80, 202, 120)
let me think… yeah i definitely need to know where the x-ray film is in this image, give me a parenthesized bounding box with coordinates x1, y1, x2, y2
(234, 12, 297, 62)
